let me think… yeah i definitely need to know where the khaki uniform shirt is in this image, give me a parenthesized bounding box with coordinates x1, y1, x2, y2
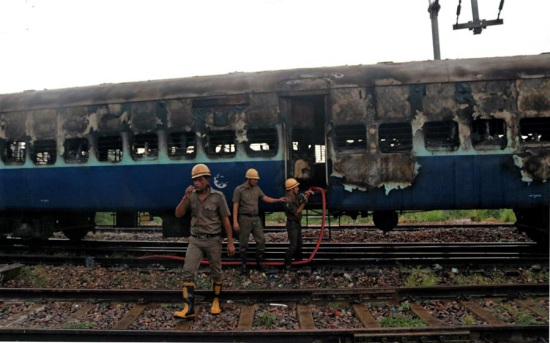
(185, 186, 230, 235)
(284, 195, 303, 223)
(232, 182, 266, 216)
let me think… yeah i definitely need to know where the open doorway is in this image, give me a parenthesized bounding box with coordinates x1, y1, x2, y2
(284, 95, 327, 189)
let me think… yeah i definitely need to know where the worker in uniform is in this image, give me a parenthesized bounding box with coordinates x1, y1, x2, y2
(173, 163, 235, 320)
(232, 168, 286, 275)
(283, 178, 313, 271)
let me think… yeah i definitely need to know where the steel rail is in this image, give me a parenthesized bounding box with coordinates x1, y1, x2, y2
(0, 284, 547, 342)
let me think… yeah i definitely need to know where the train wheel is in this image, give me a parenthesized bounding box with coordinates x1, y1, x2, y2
(373, 210, 398, 233)
(514, 207, 549, 246)
(62, 228, 90, 241)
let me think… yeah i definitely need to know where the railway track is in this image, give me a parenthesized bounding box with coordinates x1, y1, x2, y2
(0, 239, 546, 267)
(0, 284, 547, 342)
(94, 222, 517, 233)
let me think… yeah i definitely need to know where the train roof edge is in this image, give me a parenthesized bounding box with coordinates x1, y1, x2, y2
(1, 54, 549, 112)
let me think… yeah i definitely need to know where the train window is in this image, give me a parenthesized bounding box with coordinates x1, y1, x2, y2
(131, 133, 158, 160)
(63, 138, 89, 163)
(378, 122, 412, 153)
(1, 139, 27, 165)
(205, 130, 236, 157)
(168, 131, 196, 159)
(471, 119, 507, 150)
(334, 125, 366, 151)
(245, 128, 278, 157)
(423, 121, 459, 151)
(96, 135, 123, 162)
(31, 140, 57, 165)
(520, 117, 550, 143)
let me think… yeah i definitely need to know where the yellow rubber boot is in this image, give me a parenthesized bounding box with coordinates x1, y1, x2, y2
(210, 281, 223, 315)
(174, 282, 196, 319)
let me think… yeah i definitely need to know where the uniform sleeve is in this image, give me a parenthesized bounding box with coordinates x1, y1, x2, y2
(257, 186, 266, 200)
(232, 186, 241, 203)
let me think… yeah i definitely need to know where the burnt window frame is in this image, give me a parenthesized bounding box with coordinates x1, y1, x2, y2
(96, 134, 123, 163)
(0, 138, 28, 165)
(423, 120, 460, 152)
(30, 139, 57, 166)
(333, 124, 367, 152)
(63, 137, 90, 164)
(130, 132, 159, 161)
(378, 122, 413, 153)
(204, 129, 236, 158)
(520, 117, 550, 144)
(168, 131, 197, 160)
(471, 118, 507, 150)
(244, 127, 278, 158)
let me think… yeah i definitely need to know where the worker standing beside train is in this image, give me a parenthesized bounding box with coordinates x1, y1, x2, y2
(232, 168, 286, 275)
(173, 163, 235, 320)
(283, 178, 313, 271)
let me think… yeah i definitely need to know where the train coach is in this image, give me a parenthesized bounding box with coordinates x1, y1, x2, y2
(0, 54, 548, 243)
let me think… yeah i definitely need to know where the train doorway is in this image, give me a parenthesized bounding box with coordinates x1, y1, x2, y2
(282, 95, 327, 189)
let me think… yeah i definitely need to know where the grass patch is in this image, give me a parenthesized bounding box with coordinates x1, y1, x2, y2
(463, 314, 475, 325)
(405, 268, 441, 287)
(495, 303, 544, 325)
(267, 209, 516, 226)
(380, 314, 426, 328)
(256, 311, 277, 328)
(17, 266, 47, 287)
(63, 322, 95, 329)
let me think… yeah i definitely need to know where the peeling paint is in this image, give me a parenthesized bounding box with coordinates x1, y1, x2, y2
(332, 153, 417, 189)
(383, 182, 412, 196)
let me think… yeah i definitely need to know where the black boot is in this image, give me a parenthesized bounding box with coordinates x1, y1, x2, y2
(174, 282, 196, 319)
(256, 252, 266, 271)
(241, 255, 248, 275)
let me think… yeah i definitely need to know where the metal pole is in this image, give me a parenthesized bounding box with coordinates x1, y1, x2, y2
(428, 0, 441, 60)
(471, 0, 482, 34)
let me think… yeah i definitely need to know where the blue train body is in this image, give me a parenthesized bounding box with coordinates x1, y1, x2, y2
(0, 54, 548, 241)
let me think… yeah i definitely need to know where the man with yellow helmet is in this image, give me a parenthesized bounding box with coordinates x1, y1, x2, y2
(173, 163, 235, 320)
(283, 178, 313, 271)
(233, 168, 286, 275)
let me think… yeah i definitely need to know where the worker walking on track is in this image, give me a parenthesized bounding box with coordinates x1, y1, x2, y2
(233, 168, 286, 275)
(283, 178, 313, 271)
(173, 163, 235, 320)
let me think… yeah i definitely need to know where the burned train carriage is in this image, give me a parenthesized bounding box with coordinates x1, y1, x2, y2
(0, 54, 548, 242)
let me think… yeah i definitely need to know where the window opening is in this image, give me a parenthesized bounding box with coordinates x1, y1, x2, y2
(245, 128, 278, 157)
(315, 144, 326, 163)
(520, 117, 550, 143)
(471, 118, 507, 150)
(131, 133, 158, 160)
(1, 139, 27, 164)
(63, 138, 90, 163)
(168, 131, 196, 159)
(378, 122, 413, 153)
(97, 135, 123, 162)
(292, 128, 312, 153)
(423, 121, 459, 151)
(205, 130, 236, 157)
(334, 125, 366, 150)
(31, 140, 57, 165)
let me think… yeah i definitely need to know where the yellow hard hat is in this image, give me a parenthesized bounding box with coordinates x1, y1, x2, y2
(191, 164, 211, 179)
(245, 168, 260, 180)
(285, 178, 299, 190)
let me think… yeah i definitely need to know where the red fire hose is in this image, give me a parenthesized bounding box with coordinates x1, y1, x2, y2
(139, 187, 326, 267)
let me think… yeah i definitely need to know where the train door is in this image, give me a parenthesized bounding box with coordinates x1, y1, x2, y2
(282, 95, 327, 189)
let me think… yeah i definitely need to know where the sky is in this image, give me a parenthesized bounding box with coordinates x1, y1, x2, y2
(0, 0, 549, 95)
